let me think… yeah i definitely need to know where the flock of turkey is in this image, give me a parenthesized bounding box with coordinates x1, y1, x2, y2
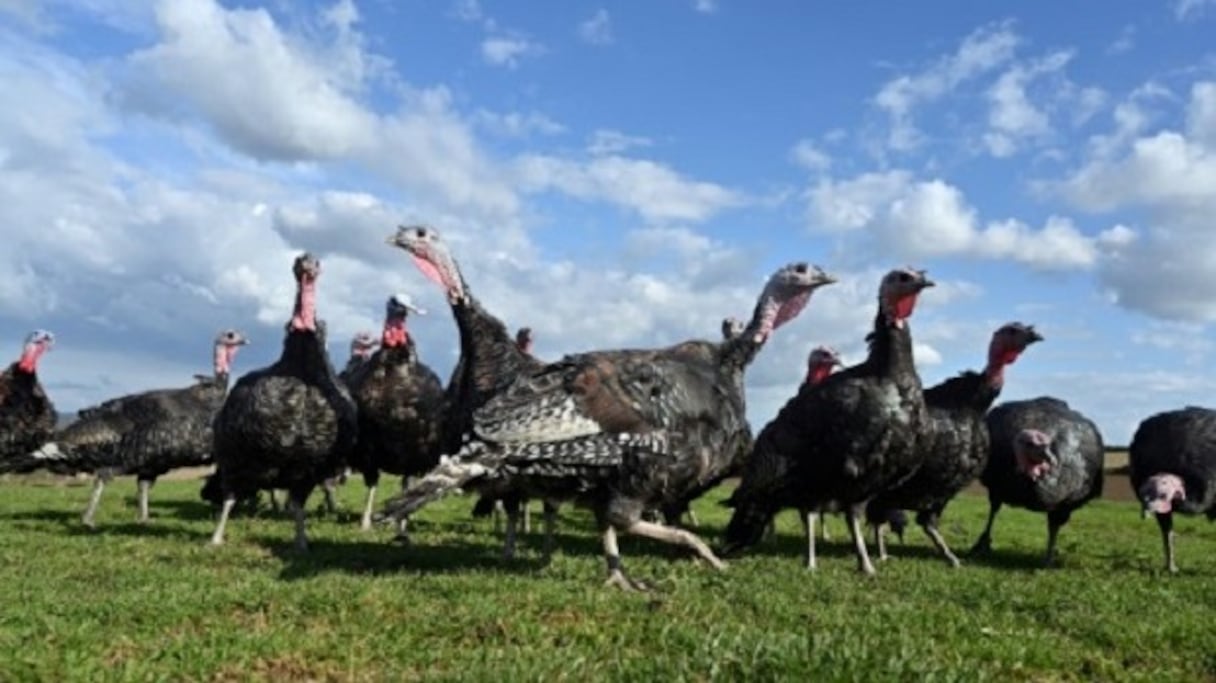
(1, 225, 1214, 588)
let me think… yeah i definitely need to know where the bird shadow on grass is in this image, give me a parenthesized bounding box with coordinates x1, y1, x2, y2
(0, 508, 208, 540)
(264, 536, 551, 581)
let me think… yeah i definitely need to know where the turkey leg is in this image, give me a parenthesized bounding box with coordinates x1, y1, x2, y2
(922, 520, 961, 568)
(968, 499, 1002, 556)
(81, 474, 109, 528)
(845, 504, 877, 575)
(601, 525, 652, 592)
(800, 508, 818, 570)
(136, 479, 152, 524)
(1155, 512, 1177, 573)
(209, 495, 237, 546)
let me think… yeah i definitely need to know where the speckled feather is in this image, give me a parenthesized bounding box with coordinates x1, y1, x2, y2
(345, 338, 446, 486)
(1128, 407, 1216, 517)
(212, 330, 358, 499)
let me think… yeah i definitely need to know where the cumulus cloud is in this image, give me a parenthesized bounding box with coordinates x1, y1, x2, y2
(578, 9, 613, 45)
(982, 50, 1074, 157)
(789, 139, 832, 172)
(807, 170, 1110, 270)
(473, 109, 566, 138)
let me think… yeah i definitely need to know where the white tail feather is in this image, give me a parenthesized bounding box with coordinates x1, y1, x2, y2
(30, 443, 65, 460)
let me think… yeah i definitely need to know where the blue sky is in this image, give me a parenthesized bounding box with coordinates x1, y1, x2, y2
(2, 0, 1216, 444)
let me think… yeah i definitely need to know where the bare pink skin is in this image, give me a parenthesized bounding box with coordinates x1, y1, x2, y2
(382, 315, 409, 348)
(1139, 474, 1186, 515)
(1014, 429, 1054, 481)
(213, 344, 242, 375)
(350, 334, 379, 360)
(878, 268, 934, 328)
(290, 275, 318, 332)
(804, 347, 842, 386)
(17, 341, 49, 374)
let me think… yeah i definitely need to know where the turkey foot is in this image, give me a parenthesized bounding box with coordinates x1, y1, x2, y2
(624, 519, 726, 570)
(923, 524, 962, 568)
(603, 569, 654, 592)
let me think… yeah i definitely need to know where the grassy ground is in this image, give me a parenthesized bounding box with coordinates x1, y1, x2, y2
(0, 475, 1213, 682)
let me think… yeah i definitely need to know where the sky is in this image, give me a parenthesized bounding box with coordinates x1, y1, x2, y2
(2, 0, 1216, 445)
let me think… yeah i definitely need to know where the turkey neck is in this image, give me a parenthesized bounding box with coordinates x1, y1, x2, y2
(17, 345, 45, 374)
(864, 312, 917, 383)
(449, 292, 535, 399)
(290, 277, 317, 331)
(716, 292, 784, 376)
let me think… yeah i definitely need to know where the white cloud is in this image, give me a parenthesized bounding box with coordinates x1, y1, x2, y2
(790, 139, 832, 172)
(587, 129, 652, 156)
(1187, 81, 1216, 147)
(578, 9, 613, 45)
(473, 109, 566, 138)
(873, 21, 1019, 151)
(808, 171, 1104, 270)
(515, 154, 744, 223)
(692, 0, 717, 14)
(481, 36, 543, 68)
(982, 50, 1074, 157)
(1174, 0, 1216, 20)
(1106, 25, 1136, 55)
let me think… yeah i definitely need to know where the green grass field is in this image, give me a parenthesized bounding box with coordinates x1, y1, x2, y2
(1, 476, 1214, 682)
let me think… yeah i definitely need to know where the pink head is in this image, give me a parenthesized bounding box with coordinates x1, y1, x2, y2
(212, 329, 249, 375)
(516, 327, 534, 355)
(349, 331, 380, 360)
(984, 322, 1044, 386)
(383, 293, 425, 348)
(805, 345, 843, 386)
(289, 253, 322, 332)
(1138, 474, 1186, 518)
(1013, 428, 1055, 481)
(387, 225, 466, 304)
(878, 267, 935, 327)
(17, 330, 54, 374)
(751, 262, 837, 343)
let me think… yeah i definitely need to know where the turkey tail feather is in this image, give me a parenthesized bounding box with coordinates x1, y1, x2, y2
(0, 442, 72, 474)
(376, 456, 489, 522)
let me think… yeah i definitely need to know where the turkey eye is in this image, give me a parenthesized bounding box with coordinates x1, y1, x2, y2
(415, 228, 426, 237)
(795, 263, 808, 273)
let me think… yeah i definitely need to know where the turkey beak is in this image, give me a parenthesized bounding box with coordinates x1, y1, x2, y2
(816, 271, 838, 287)
(1028, 328, 1044, 344)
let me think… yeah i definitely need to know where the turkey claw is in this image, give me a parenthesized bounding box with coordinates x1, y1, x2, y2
(603, 570, 653, 592)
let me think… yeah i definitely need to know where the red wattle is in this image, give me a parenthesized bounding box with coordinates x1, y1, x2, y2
(893, 293, 919, 320)
(382, 320, 409, 347)
(411, 254, 447, 288)
(17, 347, 41, 373)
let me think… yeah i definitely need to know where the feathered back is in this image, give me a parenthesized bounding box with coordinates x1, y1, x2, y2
(1129, 407, 1216, 515)
(0, 361, 56, 461)
(923, 371, 1001, 413)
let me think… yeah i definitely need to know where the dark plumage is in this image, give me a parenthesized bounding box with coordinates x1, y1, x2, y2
(7, 330, 248, 528)
(379, 260, 836, 590)
(865, 322, 1043, 566)
(386, 226, 547, 559)
(722, 267, 936, 575)
(0, 330, 56, 462)
(1128, 407, 1216, 572)
(209, 253, 358, 551)
(969, 397, 1105, 566)
(345, 293, 445, 532)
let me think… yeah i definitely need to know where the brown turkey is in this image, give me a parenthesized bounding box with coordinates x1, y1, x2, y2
(385, 226, 547, 559)
(0, 330, 56, 462)
(344, 293, 446, 532)
(1128, 407, 1216, 572)
(865, 322, 1043, 566)
(969, 397, 1104, 567)
(379, 260, 836, 590)
(10, 330, 248, 528)
(209, 253, 358, 551)
(722, 267, 935, 575)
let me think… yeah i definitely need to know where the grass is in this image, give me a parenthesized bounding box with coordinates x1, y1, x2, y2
(1, 475, 1214, 682)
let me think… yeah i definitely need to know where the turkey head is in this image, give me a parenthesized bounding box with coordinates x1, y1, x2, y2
(18, 329, 54, 373)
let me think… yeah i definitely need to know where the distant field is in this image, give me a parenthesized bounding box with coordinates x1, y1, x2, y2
(1, 475, 1213, 681)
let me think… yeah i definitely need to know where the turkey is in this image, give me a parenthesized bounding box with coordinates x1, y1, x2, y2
(722, 267, 935, 575)
(473, 326, 564, 559)
(201, 331, 377, 516)
(1127, 407, 1216, 572)
(865, 322, 1043, 566)
(384, 226, 546, 558)
(209, 253, 358, 551)
(969, 397, 1104, 566)
(0, 330, 56, 462)
(345, 293, 446, 532)
(379, 260, 836, 590)
(10, 330, 248, 528)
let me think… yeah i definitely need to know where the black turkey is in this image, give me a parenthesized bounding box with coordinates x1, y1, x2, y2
(1128, 407, 1216, 572)
(209, 253, 358, 551)
(969, 397, 1104, 566)
(201, 330, 375, 517)
(0, 330, 56, 462)
(11, 330, 248, 528)
(385, 226, 547, 559)
(722, 267, 935, 575)
(865, 322, 1043, 566)
(379, 260, 835, 590)
(345, 293, 445, 531)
